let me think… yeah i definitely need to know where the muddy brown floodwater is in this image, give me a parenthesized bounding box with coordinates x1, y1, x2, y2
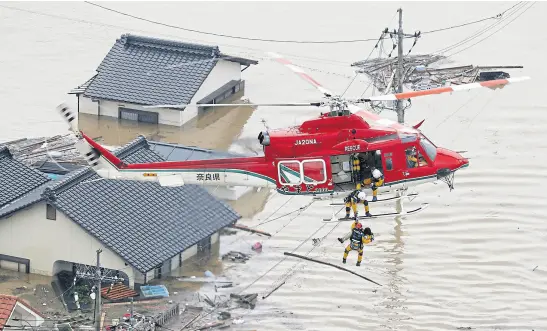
(2, 1, 547, 330)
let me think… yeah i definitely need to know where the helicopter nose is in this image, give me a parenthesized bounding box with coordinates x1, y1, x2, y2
(435, 148, 469, 171)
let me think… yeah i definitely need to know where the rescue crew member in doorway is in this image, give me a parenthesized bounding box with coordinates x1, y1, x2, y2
(371, 167, 384, 202)
(342, 223, 374, 266)
(359, 152, 373, 188)
(343, 189, 372, 219)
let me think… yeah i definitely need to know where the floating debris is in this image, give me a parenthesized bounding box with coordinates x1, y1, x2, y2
(229, 293, 258, 310)
(231, 224, 271, 237)
(222, 251, 251, 263)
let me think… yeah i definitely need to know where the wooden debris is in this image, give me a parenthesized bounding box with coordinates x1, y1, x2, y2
(221, 251, 250, 263)
(230, 224, 271, 237)
(214, 283, 233, 292)
(229, 293, 258, 310)
(195, 321, 225, 330)
(203, 295, 215, 307)
(262, 281, 285, 300)
(284, 252, 382, 286)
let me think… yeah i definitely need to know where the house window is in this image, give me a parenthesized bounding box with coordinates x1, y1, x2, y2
(46, 203, 56, 220)
(197, 236, 211, 253)
(119, 107, 159, 124)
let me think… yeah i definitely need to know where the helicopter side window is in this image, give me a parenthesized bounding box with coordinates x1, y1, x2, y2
(384, 154, 393, 171)
(405, 147, 418, 168)
(406, 146, 429, 167)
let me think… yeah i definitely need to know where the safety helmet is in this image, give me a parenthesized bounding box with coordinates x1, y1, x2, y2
(355, 222, 363, 229)
(357, 191, 366, 201)
(363, 227, 372, 236)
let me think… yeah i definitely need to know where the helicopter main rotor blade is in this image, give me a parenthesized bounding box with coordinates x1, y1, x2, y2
(356, 76, 531, 102)
(267, 52, 335, 98)
(143, 102, 324, 109)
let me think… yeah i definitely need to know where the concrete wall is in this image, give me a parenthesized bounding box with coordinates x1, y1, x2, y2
(76, 59, 242, 127)
(77, 95, 183, 126)
(0, 202, 135, 286)
(184, 59, 242, 124)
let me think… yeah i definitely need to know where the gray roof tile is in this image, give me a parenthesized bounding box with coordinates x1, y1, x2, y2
(0, 146, 51, 208)
(47, 137, 240, 273)
(83, 34, 221, 107)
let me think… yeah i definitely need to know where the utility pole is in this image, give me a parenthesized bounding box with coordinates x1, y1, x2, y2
(129, 297, 134, 331)
(396, 7, 405, 124)
(95, 249, 102, 331)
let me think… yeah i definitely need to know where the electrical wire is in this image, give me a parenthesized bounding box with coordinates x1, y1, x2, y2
(420, 1, 524, 34)
(433, 1, 526, 55)
(341, 32, 386, 97)
(445, 2, 534, 59)
(83, 1, 391, 44)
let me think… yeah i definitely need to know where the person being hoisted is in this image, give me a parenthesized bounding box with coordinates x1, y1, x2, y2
(371, 167, 384, 202)
(343, 189, 372, 220)
(342, 223, 374, 266)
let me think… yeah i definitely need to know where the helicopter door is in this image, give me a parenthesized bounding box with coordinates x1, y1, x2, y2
(277, 158, 328, 194)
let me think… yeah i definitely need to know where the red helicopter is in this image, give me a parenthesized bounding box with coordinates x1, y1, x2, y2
(56, 53, 529, 217)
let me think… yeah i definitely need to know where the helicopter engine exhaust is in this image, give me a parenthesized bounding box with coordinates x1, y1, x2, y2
(258, 131, 270, 146)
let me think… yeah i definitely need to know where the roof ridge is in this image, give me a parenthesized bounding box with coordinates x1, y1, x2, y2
(43, 167, 95, 199)
(114, 135, 149, 159)
(120, 33, 220, 57)
(0, 145, 12, 158)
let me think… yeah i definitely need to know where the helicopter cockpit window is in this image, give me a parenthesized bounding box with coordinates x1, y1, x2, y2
(419, 135, 437, 162)
(405, 147, 419, 168)
(398, 132, 417, 143)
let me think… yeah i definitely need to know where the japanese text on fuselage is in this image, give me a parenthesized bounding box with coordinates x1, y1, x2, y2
(196, 173, 221, 181)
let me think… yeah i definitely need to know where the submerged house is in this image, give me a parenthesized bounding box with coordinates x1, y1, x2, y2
(69, 34, 258, 126)
(0, 138, 241, 288)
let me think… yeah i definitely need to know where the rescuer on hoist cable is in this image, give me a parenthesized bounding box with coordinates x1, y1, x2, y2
(342, 222, 374, 266)
(343, 189, 372, 220)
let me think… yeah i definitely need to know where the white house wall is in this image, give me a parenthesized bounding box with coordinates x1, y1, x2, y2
(77, 95, 183, 126)
(184, 60, 242, 124)
(0, 202, 135, 286)
(78, 94, 99, 115)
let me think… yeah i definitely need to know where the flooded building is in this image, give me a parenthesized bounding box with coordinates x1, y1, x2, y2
(0, 294, 45, 331)
(69, 34, 258, 127)
(0, 138, 241, 288)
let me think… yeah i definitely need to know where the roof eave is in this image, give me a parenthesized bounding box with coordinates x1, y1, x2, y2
(219, 53, 259, 66)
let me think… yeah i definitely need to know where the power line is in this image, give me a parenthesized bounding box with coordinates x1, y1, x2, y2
(83, 1, 391, 44)
(433, 2, 526, 55)
(445, 2, 535, 59)
(421, 1, 524, 34)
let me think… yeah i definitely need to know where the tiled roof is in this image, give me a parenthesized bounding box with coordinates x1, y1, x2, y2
(0, 295, 16, 331)
(0, 295, 44, 330)
(45, 136, 241, 273)
(0, 146, 51, 209)
(83, 34, 234, 107)
(0, 181, 54, 219)
(101, 283, 138, 301)
(68, 74, 97, 95)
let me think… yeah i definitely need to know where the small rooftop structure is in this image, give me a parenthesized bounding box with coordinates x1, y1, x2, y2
(0, 295, 44, 331)
(69, 34, 258, 127)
